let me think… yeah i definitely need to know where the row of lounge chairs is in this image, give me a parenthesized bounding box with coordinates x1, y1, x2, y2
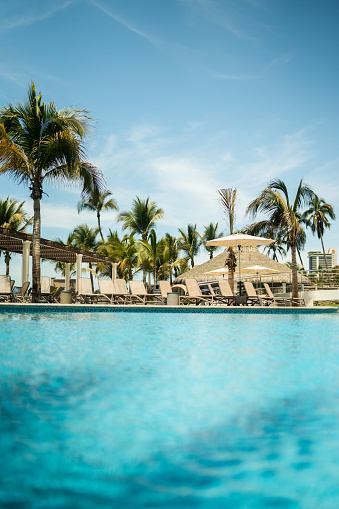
(0, 275, 305, 306)
(77, 277, 305, 307)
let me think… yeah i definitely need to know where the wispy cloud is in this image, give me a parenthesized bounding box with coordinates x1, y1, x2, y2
(88, 123, 318, 235)
(0, 1, 76, 33)
(88, 0, 154, 43)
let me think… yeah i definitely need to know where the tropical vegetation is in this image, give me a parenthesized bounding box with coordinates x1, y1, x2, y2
(246, 179, 314, 301)
(0, 82, 104, 301)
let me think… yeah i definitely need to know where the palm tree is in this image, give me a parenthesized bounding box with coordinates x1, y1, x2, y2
(0, 82, 104, 301)
(178, 224, 201, 268)
(0, 196, 32, 275)
(99, 231, 139, 281)
(77, 189, 118, 241)
(70, 224, 99, 288)
(218, 188, 237, 292)
(117, 197, 164, 282)
(302, 194, 335, 276)
(158, 233, 184, 283)
(138, 229, 164, 284)
(246, 178, 314, 301)
(202, 222, 223, 259)
(52, 234, 76, 277)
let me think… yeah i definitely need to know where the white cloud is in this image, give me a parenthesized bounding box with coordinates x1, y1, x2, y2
(89, 122, 321, 239)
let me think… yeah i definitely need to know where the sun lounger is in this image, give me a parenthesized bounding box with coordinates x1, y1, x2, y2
(180, 278, 214, 305)
(243, 281, 267, 306)
(159, 280, 172, 302)
(217, 280, 236, 305)
(98, 279, 115, 304)
(113, 279, 135, 304)
(0, 275, 14, 302)
(76, 278, 110, 304)
(129, 280, 163, 305)
(263, 283, 305, 307)
(14, 281, 30, 302)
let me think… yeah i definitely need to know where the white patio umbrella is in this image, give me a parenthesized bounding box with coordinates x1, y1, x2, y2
(241, 265, 279, 287)
(205, 267, 233, 279)
(241, 265, 279, 275)
(205, 234, 274, 294)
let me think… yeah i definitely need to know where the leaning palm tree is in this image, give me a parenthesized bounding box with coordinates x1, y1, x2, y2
(77, 188, 118, 241)
(0, 82, 104, 301)
(202, 222, 223, 259)
(178, 224, 201, 268)
(246, 179, 314, 301)
(0, 196, 32, 275)
(218, 188, 237, 292)
(117, 196, 164, 282)
(302, 194, 335, 276)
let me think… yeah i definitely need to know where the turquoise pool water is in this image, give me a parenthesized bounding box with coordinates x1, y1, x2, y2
(1, 311, 339, 508)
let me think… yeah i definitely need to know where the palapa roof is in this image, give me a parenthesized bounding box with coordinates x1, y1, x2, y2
(0, 226, 116, 264)
(173, 247, 310, 284)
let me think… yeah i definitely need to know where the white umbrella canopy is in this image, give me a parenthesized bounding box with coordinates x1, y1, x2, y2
(205, 233, 274, 293)
(205, 267, 235, 279)
(205, 233, 274, 248)
(241, 265, 279, 274)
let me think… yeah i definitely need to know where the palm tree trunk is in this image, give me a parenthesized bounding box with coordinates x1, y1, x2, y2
(142, 233, 147, 284)
(291, 243, 299, 303)
(320, 234, 331, 285)
(97, 212, 104, 242)
(89, 262, 94, 289)
(5, 252, 10, 276)
(32, 197, 41, 302)
(297, 246, 304, 270)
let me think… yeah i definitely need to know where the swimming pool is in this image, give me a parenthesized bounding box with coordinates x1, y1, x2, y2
(1, 310, 339, 508)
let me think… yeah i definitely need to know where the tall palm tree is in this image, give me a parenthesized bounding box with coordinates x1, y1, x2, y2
(178, 224, 201, 268)
(70, 224, 99, 288)
(202, 222, 223, 259)
(246, 178, 314, 301)
(0, 82, 104, 301)
(0, 196, 32, 275)
(77, 188, 118, 241)
(302, 194, 335, 274)
(218, 188, 237, 292)
(117, 196, 164, 282)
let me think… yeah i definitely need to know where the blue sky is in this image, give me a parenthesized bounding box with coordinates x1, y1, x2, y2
(1, 0, 338, 280)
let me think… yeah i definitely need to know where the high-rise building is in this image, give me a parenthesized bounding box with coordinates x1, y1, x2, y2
(307, 248, 337, 271)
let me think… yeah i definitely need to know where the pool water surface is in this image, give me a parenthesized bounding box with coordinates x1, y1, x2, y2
(1, 311, 339, 508)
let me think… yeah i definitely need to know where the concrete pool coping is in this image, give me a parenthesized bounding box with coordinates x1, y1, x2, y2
(0, 303, 338, 314)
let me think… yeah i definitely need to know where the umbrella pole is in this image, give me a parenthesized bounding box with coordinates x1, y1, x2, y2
(238, 244, 241, 296)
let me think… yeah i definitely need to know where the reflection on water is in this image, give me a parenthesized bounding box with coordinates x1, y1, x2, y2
(0, 312, 339, 508)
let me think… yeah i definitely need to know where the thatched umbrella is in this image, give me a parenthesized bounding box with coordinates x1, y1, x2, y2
(173, 247, 310, 286)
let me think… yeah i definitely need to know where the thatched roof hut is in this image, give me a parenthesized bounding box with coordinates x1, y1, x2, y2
(173, 247, 309, 285)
